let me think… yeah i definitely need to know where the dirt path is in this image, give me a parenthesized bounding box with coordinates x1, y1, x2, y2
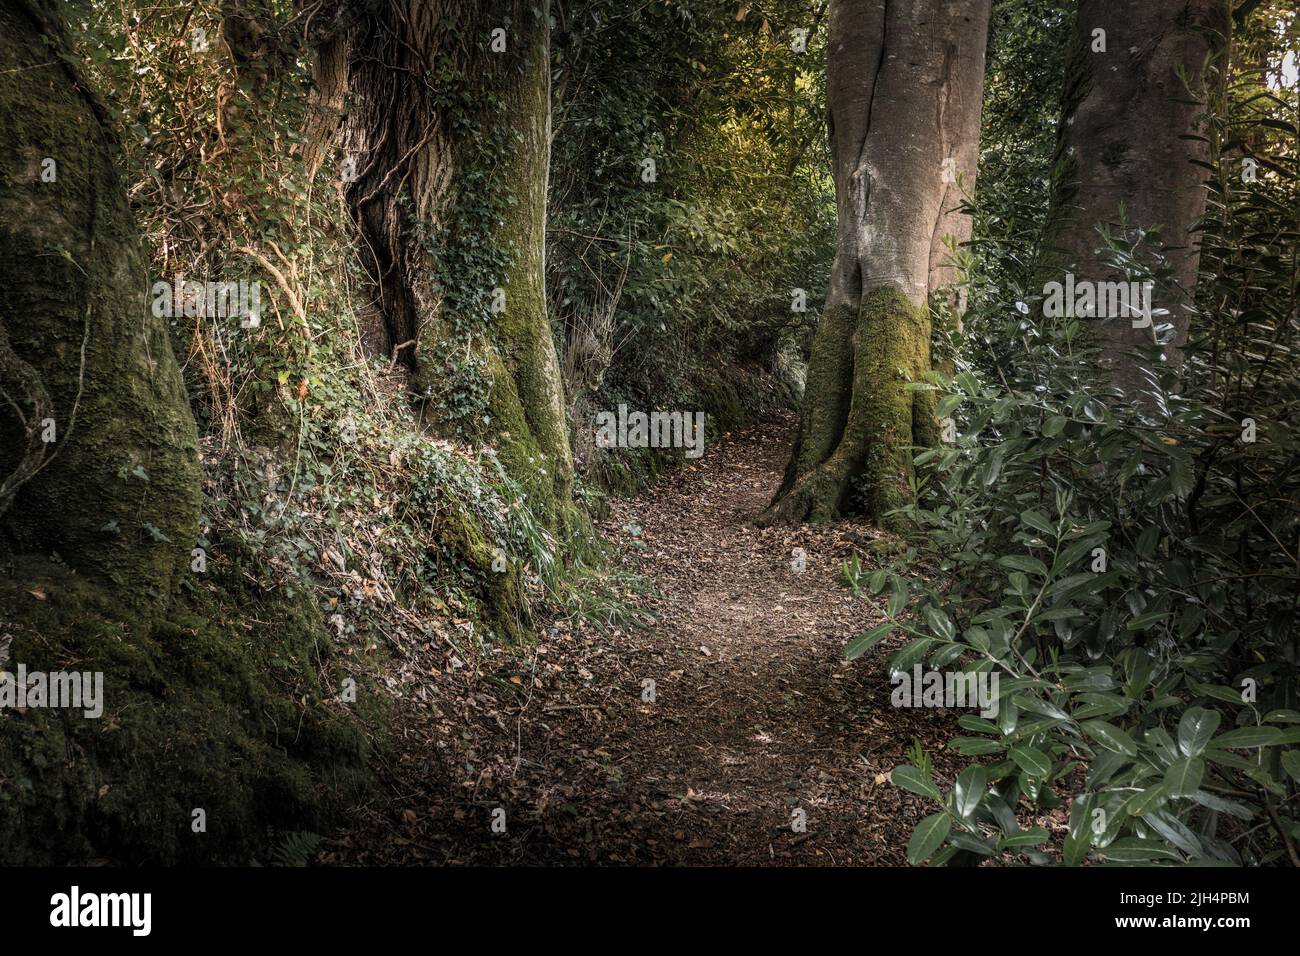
(336, 417, 960, 865)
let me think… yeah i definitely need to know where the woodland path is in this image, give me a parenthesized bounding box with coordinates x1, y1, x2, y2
(335, 416, 964, 865)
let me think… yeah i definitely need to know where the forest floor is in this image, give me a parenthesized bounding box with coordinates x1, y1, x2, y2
(331, 416, 969, 865)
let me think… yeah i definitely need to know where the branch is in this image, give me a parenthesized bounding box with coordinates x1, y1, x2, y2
(237, 245, 308, 323)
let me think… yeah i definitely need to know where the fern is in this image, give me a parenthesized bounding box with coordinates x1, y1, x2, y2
(269, 831, 322, 868)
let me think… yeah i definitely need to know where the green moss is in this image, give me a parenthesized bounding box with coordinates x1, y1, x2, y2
(585, 442, 674, 498)
(762, 286, 935, 528)
(436, 500, 531, 645)
(402, 1, 574, 540)
(480, 2, 574, 535)
(844, 285, 933, 525)
(0, 3, 201, 607)
(794, 302, 858, 476)
(0, 556, 375, 864)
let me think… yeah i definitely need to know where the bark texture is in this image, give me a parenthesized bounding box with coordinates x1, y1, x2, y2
(0, 0, 201, 603)
(1040, 0, 1229, 393)
(337, 0, 574, 528)
(763, 0, 992, 527)
(297, 0, 379, 179)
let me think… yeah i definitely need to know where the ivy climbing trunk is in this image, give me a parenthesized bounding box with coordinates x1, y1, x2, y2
(0, 0, 201, 604)
(1039, 0, 1228, 394)
(762, 0, 992, 527)
(337, 0, 574, 529)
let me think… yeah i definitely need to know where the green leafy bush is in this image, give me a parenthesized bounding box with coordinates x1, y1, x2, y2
(852, 258, 1298, 864)
(843, 5, 1300, 868)
(549, 0, 832, 472)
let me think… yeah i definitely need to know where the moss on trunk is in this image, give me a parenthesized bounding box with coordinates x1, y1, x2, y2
(762, 287, 933, 528)
(340, 0, 575, 534)
(0, 0, 374, 864)
(0, 556, 374, 864)
(762, 0, 991, 528)
(0, 0, 200, 605)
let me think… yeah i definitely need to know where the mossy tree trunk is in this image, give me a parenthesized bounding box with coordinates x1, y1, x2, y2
(334, 0, 574, 530)
(0, 0, 201, 605)
(762, 0, 991, 527)
(1039, 0, 1228, 393)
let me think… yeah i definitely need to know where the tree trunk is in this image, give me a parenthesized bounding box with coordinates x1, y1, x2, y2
(338, 0, 574, 529)
(762, 0, 992, 527)
(297, 0, 374, 180)
(0, 0, 201, 604)
(1039, 0, 1229, 393)
(302, 32, 350, 182)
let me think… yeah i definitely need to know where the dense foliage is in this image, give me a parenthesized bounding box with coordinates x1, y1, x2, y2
(549, 0, 833, 483)
(847, 3, 1300, 865)
(7, 0, 1295, 867)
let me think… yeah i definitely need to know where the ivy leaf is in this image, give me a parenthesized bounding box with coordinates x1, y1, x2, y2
(997, 827, 1049, 850)
(953, 765, 987, 821)
(1020, 509, 1056, 537)
(1281, 751, 1300, 783)
(1169, 455, 1194, 497)
(922, 605, 955, 641)
(1124, 784, 1166, 817)
(998, 554, 1049, 576)
(1010, 744, 1050, 777)
(949, 737, 1005, 756)
(887, 577, 909, 617)
(1212, 726, 1283, 749)
(1102, 837, 1183, 863)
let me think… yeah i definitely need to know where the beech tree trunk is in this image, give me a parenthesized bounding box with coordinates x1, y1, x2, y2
(762, 0, 992, 527)
(0, 0, 201, 603)
(335, 0, 574, 529)
(1039, 0, 1229, 393)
